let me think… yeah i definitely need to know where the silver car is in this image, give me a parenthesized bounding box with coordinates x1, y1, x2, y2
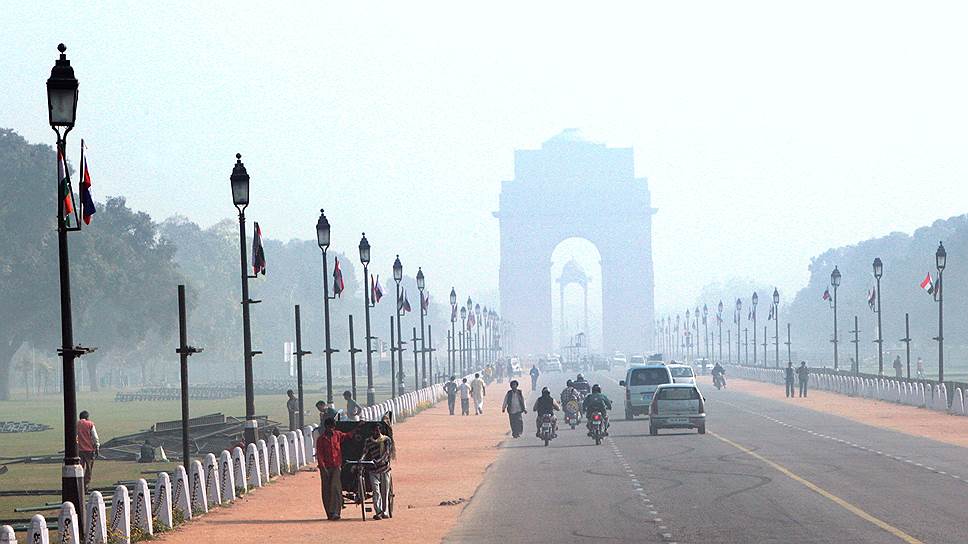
(648, 383, 706, 435)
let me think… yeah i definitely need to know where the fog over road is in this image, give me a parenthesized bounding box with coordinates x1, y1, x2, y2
(447, 368, 967, 544)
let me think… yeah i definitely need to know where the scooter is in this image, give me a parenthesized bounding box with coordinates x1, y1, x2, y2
(588, 411, 607, 445)
(538, 413, 557, 446)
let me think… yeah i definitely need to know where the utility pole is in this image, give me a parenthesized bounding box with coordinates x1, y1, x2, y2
(901, 313, 912, 379)
(348, 315, 361, 401)
(176, 285, 202, 466)
(294, 305, 311, 429)
(785, 323, 792, 364)
(411, 327, 420, 392)
(850, 316, 860, 375)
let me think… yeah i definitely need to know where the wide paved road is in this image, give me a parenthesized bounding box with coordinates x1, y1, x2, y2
(446, 367, 968, 543)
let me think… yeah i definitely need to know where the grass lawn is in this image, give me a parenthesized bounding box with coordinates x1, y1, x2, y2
(0, 379, 396, 519)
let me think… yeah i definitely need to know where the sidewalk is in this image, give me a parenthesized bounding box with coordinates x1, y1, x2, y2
(155, 388, 510, 544)
(716, 376, 968, 448)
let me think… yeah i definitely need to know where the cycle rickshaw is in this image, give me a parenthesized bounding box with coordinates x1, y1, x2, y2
(336, 417, 394, 520)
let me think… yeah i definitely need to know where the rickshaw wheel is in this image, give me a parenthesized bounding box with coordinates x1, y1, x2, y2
(387, 473, 394, 518)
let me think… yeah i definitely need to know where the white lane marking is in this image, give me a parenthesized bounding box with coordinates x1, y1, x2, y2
(714, 398, 966, 484)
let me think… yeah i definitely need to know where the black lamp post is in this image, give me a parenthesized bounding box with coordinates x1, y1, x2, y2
(416, 267, 427, 388)
(751, 292, 758, 366)
(735, 299, 742, 365)
(450, 288, 457, 375)
(359, 234, 375, 405)
(475, 303, 482, 365)
(466, 297, 474, 368)
(702, 304, 709, 362)
(393, 255, 404, 395)
(831, 266, 841, 371)
(772, 288, 780, 368)
(873, 257, 884, 375)
(230, 153, 261, 445)
(717, 301, 723, 363)
(935, 242, 946, 383)
(460, 304, 473, 373)
(685, 309, 692, 363)
(316, 210, 335, 403)
(47, 43, 87, 521)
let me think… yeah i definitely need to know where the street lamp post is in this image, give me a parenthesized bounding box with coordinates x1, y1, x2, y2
(416, 268, 427, 388)
(359, 234, 375, 405)
(316, 210, 335, 403)
(475, 304, 482, 365)
(685, 309, 692, 363)
(230, 154, 261, 445)
(47, 43, 88, 520)
(702, 304, 709, 362)
(772, 288, 780, 368)
(393, 256, 404, 395)
(460, 306, 468, 372)
(466, 298, 474, 368)
(935, 242, 946, 383)
(831, 266, 841, 371)
(735, 299, 742, 366)
(751, 292, 758, 366)
(873, 258, 884, 375)
(450, 288, 457, 376)
(717, 301, 723, 363)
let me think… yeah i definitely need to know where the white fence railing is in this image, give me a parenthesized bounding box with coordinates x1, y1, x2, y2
(727, 365, 966, 415)
(1, 371, 478, 543)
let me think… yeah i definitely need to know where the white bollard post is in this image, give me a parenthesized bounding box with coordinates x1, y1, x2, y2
(31, 514, 51, 544)
(204, 453, 222, 507)
(951, 388, 964, 415)
(220, 450, 237, 501)
(268, 435, 281, 477)
(58, 502, 80, 543)
(246, 443, 263, 488)
(153, 472, 174, 530)
(85, 491, 108, 544)
(189, 460, 209, 514)
(232, 447, 248, 491)
(257, 439, 270, 481)
(110, 485, 131, 544)
(287, 431, 302, 469)
(173, 465, 192, 520)
(279, 434, 292, 475)
(132, 479, 153, 537)
(302, 426, 315, 465)
(0, 525, 16, 544)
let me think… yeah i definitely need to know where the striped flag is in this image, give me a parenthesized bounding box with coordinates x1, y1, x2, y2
(332, 257, 344, 297)
(920, 273, 936, 295)
(371, 274, 384, 303)
(251, 222, 266, 275)
(79, 139, 96, 224)
(822, 288, 831, 301)
(867, 287, 876, 310)
(57, 147, 75, 217)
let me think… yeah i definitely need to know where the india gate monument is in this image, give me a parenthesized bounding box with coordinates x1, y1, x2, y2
(496, 129, 656, 357)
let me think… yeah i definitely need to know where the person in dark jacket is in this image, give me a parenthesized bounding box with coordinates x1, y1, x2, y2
(501, 380, 527, 438)
(784, 362, 796, 398)
(582, 385, 612, 436)
(796, 362, 809, 397)
(533, 387, 561, 438)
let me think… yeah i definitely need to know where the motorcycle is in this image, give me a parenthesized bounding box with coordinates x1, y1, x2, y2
(713, 373, 726, 390)
(563, 399, 581, 429)
(538, 413, 557, 446)
(588, 411, 606, 445)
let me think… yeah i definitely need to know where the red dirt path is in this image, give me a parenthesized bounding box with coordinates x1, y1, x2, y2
(155, 388, 510, 543)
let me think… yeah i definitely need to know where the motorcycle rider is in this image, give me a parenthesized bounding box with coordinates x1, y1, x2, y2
(560, 380, 582, 425)
(573, 373, 590, 397)
(533, 387, 561, 438)
(711, 362, 726, 388)
(582, 384, 612, 436)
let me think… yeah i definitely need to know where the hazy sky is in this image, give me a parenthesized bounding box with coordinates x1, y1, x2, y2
(5, 1, 968, 315)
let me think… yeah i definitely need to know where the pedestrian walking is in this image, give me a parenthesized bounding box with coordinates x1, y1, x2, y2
(501, 380, 527, 438)
(796, 361, 809, 397)
(315, 418, 355, 520)
(459, 378, 471, 415)
(286, 389, 299, 431)
(316, 400, 337, 428)
(77, 410, 100, 488)
(343, 390, 362, 421)
(529, 364, 540, 392)
(506, 360, 514, 378)
(892, 355, 903, 378)
(784, 362, 795, 398)
(916, 357, 924, 379)
(470, 373, 486, 415)
(362, 423, 394, 520)
(444, 376, 458, 415)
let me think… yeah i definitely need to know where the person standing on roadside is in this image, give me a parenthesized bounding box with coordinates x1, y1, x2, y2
(797, 361, 809, 398)
(77, 410, 99, 488)
(444, 376, 458, 415)
(362, 423, 394, 520)
(286, 389, 299, 431)
(529, 364, 540, 392)
(458, 377, 471, 415)
(501, 380, 527, 438)
(893, 355, 903, 378)
(344, 390, 363, 421)
(784, 362, 795, 398)
(315, 418, 355, 520)
(471, 373, 487, 415)
(916, 357, 925, 379)
(316, 400, 337, 428)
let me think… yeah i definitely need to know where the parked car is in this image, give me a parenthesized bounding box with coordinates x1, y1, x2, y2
(667, 364, 697, 385)
(619, 363, 673, 420)
(649, 383, 706, 435)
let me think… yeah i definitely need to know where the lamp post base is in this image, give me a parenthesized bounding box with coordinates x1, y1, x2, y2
(243, 419, 258, 444)
(62, 463, 85, 530)
(366, 387, 376, 406)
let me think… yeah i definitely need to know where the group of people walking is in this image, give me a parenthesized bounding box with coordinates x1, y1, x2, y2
(443, 373, 487, 416)
(783, 362, 810, 398)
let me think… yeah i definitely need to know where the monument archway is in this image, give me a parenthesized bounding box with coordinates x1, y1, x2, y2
(496, 129, 656, 357)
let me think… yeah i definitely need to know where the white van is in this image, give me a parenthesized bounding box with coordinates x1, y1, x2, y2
(666, 364, 697, 385)
(619, 364, 673, 420)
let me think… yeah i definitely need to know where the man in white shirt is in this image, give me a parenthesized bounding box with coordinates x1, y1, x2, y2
(470, 373, 486, 415)
(458, 378, 471, 416)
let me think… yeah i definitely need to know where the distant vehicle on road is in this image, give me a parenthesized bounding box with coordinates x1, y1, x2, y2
(649, 383, 706, 435)
(629, 355, 647, 366)
(612, 353, 627, 367)
(667, 364, 697, 385)
(591, 355, 610, 371)
(619, 363, 672, 420)
(544, 358, 563, 372)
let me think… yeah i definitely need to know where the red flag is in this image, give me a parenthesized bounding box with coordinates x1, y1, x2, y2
(402, 290, 412, 313)
(920, 273, 935, 295)
(57, 147, 74, 216)
(80, 139, 96, 224)
(371, 274, 384, 303)
(822, 288, 831, 301)
(332, 257, 344, 297)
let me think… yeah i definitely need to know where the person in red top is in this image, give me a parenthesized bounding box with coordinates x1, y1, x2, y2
(315, 418, 355, 520)
(76, 410, 100, 488)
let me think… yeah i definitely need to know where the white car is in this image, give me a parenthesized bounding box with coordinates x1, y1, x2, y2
(545, 358, 563, 372)
(649, 383, 706, 435)
(612, 354, 628, 367)
(619, 364, 673, 419)
(667, 364, 697, 385)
